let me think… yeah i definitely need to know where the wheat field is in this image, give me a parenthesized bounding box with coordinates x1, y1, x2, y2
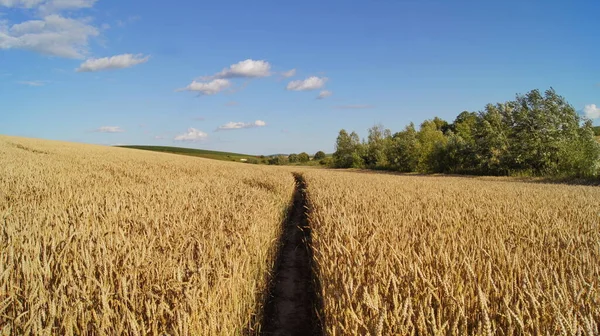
(303, 170, 600, 335)
(2, 135, 600, 335)
(0, 135, 295, 335)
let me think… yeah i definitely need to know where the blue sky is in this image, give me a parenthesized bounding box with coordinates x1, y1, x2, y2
(1, 0, 599, 155)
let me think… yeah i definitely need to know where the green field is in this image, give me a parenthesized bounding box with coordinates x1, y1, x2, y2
(117, 145, 257, 162)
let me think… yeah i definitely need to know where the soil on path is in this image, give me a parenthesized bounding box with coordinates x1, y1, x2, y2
(260, 173, 323, 336)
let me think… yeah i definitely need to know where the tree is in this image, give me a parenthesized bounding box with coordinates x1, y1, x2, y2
(387, 123, 419, 172)
(505, 88, 582, 175)
(333, 129, 364, 168)
(416, 119, 448, 173)
(298, 152, 310, 163)
(557, 119, 600, 177)
(441, 111, 479, 173)
(330, 88, 600, 178)
(288, 153, 298, 163)
(472, 103, 511, 175)
(364, 124, 392, 168)
(313, 151, 326, 160)
(268, 155, 287, 165)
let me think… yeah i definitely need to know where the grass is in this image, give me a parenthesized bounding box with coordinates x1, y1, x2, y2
(117, 145, 257, 162)
(303, 169, 600, 335)
(1, 135, 295, 335)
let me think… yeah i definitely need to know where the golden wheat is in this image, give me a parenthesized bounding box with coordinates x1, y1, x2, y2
(3, 134, 599, 335)
(0, 135, 295, 335)
(303, 170, 600, 335)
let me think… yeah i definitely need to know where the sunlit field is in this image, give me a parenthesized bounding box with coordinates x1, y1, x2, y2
(0, 135, 294, 335)
(304, 170, 600, 335)
(2, 135, 599, 335)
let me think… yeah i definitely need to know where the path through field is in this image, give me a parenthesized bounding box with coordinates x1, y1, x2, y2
(260, 173, 323, 336)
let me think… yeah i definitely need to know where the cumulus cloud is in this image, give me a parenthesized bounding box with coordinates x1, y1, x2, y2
(176, 79, 231, 95)
(0, 0, 43, 7)
(0, 0, 96, 11)
(334, 104, 374, 109)
(18, 80, 46, 86)
(286, 76, 327, 91)
(95, 126, 124, 133)
(174, 128, 208, 141)
(317, 90, 332, 99)
(216, 120, 266, 131)
(76, 54, 150, 72)
(0, 14, 99, 58)
(281, 68, 296, 78)
(583, 104, 600, 119)
(206, 59, 271, 79)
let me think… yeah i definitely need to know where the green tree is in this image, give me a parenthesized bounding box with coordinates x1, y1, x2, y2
(416, 119, 448, 173)
(298, 152, 310, 163)
(313, 151, 326, 160)
(472, 103, 511, 175)
(364, 124, 392, 168)
(442, 111, 479, 173)
(333, 129, 364, 168)
(507, 89, 582, 175)
(557, 119, 600, 177)
(268, 155, 287, 165)
(288, 153, 298, 163)
(387, 123, 419, 172)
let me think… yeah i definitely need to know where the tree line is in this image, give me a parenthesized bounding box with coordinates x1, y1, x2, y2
(333, 88, 600, 178)
(247, 151, 328, 165)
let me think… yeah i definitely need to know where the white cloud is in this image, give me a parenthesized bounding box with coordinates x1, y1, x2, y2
(0, 14, 99, 58)
(281, 68, 296, 78)
(174, 128, 208, 141)
(18, 80, 45, 86)
(317, 90, 332, 99)
(0, 0, 44, 8)
(286, 76, 327, 91)
(176, 79, 231, 95)
(208, 59, 271, 79)
(76, 54, 150, 72)
(0, 0, 96, 12)
(216, 120, 266, 131)
(95, 126, 124, 133)
(334, 104, 374, 109)
(583, 104, 600, 119)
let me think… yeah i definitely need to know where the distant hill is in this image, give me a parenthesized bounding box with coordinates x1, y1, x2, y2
(117, 145, 256, 162)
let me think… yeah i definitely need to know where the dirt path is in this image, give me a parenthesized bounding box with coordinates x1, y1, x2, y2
(260, 173, 323, 336)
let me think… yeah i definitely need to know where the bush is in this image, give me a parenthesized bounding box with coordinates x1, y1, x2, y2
(268, 155, 287, 165)
(319, 157, 332, 166)
(314, 151, 326, 160)
(288, 153, 298, 163)
(298, 152, 310, 163)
